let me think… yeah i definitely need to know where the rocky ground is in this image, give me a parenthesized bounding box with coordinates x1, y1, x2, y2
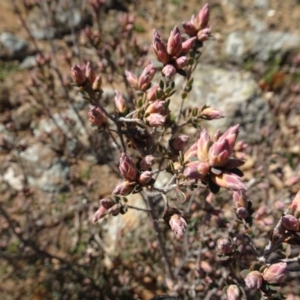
(0, 0, 300, 299)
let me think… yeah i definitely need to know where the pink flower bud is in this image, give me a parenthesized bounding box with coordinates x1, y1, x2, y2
(184, 141, 198, 162)
(169, 214, 187, 238)
(85, 61, 96, 84)
(92, 198, 115, 222)
(175, 56, 188, 69)
(146, 113, 166, 127)
(217, 237, 234, 255)
(197, 129, 211, 161)
(281, 214, 300, 231)
(146, 84, 161, 101)
(112, 181, 135, 196)
(125, 70, 138, 89)
(119, 153, 138, 182)
(181, 37, 196, 54)
(71, 65, 86, 86)
(219, 124, 240, 154)
(183, 161, 209, 180)
(232, 191, 248, 208)
(211, 172, 247, 191)
(138, 171, 152, 186)
(290, 190, 300, 218)
(226, 285, 241, 300)
(114, 90, 128, 114)
(162, 64, 177, 79)
(140, 155, 156, 170)
(138, 63, 156, 91)
(107, 203, 121, 216)
(200, 107, 225, 120)
(92, 75, 102, 91)
(167, 26, 182, 57)
(88, 106, 107, 127)
(145, 100, 165, 115)
(236, 207, 249, 219)
(198, 3, 210, 29)
(262, 262, 287, 284)
(244, 271, 263, 290)
(152, 29, 170, 64)
(170, 135, 189, 152)
(182, 21, 197, 37)
(197, 27, 211, 41)
(208, 139, 231, 167)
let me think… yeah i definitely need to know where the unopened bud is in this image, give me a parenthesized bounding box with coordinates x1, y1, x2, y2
(170, 135, 189, 152)
(138, 63, 156, 91)
(92, 75, 102, 91)
(71, 65, 86, 86)
(281, 214, 300, 231)
(169, 213, 187, 238)
(145, 100, 165, 115)
(112, 181, 135, 196)
(198, 3, 210, 29)
(114, 90, 128, 114)
(146, 84, 161, 101)
(107, 203, 122, 216)
(232, 191, 248, 208)
(181, 37, 196, 54)
(208, 139, 231, 167)
(85, 61, 96, 84)
(125, 70, 138, 89)
(217, 237, 234, 255)
(262, 262, 287, 284)
(211, 172, 247, 191)
(140, 155, 156, 170)
(244, 271, 263, 290)
(183, 161, 209, 180)
(146, 113, 166, 127)
(197, 129, 211, 161)
(88, 106, 107, 127)
(175, 56, 188, 69)
(138, 171, 152, 186)
(162, 64, 177, 79)
(119, 153, 138, 182)
(92, 198, 115, 222)
(167, 26, 182, 57)
(236, 207, 249, 219)
(200, 107, 225, 120)
(152, 29, 170, 64)
(226, 284, 241, 300)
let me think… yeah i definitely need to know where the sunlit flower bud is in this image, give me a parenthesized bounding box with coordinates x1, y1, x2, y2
(92, 198, 115, 222)
(107, 203, 121, 216)
(183, 161, 209, 180)
(232, 191, 248, 208)
(226, 284, 241, 300)
(114, 90, 128, 114)
(211, 172, 247, 191)
(181, 37, 196, 54)
(85, 61, 96, 84)
(152, 29, 170, 64)
(244, 271, 263, 290)
(197, 128, 211, 161)
(200, 107, 225, 120)
(281, 214, 300, 231)
(88, 106, 107, 127)
(208, 139, 231, 167)
(197, 27, 211, 41)
(162, 64, 177, 79)
(262, 262, 287, 284)
(138, 63, 156, 91)
(140, 155, 156, 170)
(92, 75, 102, 91)
(198, 3, 210, 29)
(167, 26, 182, 57)
(170, 135, 189, 152)
(146, 84, 161, 101)
(236, 207, 249, 219)
(182, 20, 197, 37)
(119, 153, 138, 182)
(219, 124, 239, 153)
(145, 100, 165, 115)
(138, 171, 152, 186)
(125, 70, 139, 89)
(184, 142, 198, 162)
(217, 237, 234, 255)
(175, 56, 188, 69)
(212, 129, 221, 142)
(71, 65, 86, 86)
(290, 190, 300, 218)
(169, 214, 187, 238)
(112, 181, 135, 196)
(146, 113, 166, 127)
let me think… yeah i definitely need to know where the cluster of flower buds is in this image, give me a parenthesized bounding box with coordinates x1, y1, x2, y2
(232, 191, 252, 220)
(182, 125, 246, 193)
(125, 63, 156, 91)
(244, 262, 287, 290)
(144, 99, 171, 127)
(71, 61, 102, 91)
(163, 207, 187, 238)
(152, 26, 196, 78)
(92, 198, 121, 222)
(113, 153, 155, 196)
(182, 3, 211, 42)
